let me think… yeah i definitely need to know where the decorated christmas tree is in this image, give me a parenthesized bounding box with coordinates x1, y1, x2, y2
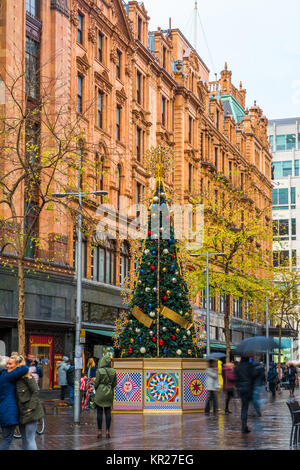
(113, 147, 199, 358)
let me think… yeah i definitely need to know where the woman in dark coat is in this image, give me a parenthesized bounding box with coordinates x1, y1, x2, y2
(94, 356, 117, 438)
(0, 355, 29, 450)
(14, 355, 44, 450)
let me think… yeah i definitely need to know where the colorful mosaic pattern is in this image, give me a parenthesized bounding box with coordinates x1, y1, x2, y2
(146, 372, 179, 403)
(114, 371, 142, 410)
(144, 404, 181, 410)
(182, 371, 207, 409)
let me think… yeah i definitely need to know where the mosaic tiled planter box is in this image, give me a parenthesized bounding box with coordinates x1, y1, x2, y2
(112, 358, 208, 414)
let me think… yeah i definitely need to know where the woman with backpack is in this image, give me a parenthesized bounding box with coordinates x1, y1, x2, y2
(94, 355, 117, 438)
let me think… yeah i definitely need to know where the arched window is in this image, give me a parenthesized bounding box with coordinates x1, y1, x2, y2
(92, 238, 116, 285)
(120, 241, 130, 286)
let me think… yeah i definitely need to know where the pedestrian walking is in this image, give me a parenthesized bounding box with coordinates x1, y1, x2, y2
(287, 363, 297, 397)
(86, 358, 97, 379)
(204, 360, 219, 416)
(222, 362, 236, 414)
(66, 360, 75, 407)
(267, 362, 278, 399)
(33, 360, 43, 383)
(81, 375, 95, 410)
(252, 361, 265, 417)
(217, 360, 223, 411)
(57, 356, 70, 401)
(94, 355, 117, 438)
(28, 360, 40, 385)
(234, 357, 257, 433)
(14, 355, 44, 450)
(276, 363, 282, 393)
(0, 355, 29, 450)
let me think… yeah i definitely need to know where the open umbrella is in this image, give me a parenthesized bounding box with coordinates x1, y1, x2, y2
(235, 336, 280, 356)
(205, 352, 226, 360)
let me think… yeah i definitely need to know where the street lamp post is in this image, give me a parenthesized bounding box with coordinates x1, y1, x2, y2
(191, 252, 225, 355)
(266, 295, 269, 390)
(53, 189, 108, 424)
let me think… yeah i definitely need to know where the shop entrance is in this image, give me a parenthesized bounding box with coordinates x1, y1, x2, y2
(84, 329, 113, 368)
(29, 336, 53, 389)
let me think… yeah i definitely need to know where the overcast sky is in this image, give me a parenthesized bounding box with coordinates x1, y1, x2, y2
(142, 0, 300, 120)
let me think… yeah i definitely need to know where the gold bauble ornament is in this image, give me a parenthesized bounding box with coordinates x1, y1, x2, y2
(188, 350, 192, 355)
(185, 313, 189, 318)
(176, 328, 180, 333)
(162, 267, 167, 272)
(130, 338, 134, 344)
(166, 290, 171, 296)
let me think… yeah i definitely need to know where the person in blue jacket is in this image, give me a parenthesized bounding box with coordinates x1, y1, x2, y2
(0, 354, 29, 450)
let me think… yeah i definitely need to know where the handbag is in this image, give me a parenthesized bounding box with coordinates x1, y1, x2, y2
(89, 394, 96, 409)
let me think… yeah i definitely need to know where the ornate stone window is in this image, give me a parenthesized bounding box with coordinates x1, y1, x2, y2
(92, 239, 116, 285)
(77, 12, 84, 44)
(77, 74, 83, 113)
(116, 105, 121, 141)
(26, 0, 39, 17)
(25, 36, 39, 99)
(116, 49, 122, 80)
(98, 31, 104, 62)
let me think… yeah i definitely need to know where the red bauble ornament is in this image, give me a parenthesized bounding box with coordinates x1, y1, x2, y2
(171, 254, 175, 259)
(150, 265, 155, 271)
(152, 336, 156, 342)
(163, 295, 168, 301)
(172, 335, 176, 341)
(159, 339, 164, 346)
(148, 230, 151, 236)
(128, 347, 133, 354)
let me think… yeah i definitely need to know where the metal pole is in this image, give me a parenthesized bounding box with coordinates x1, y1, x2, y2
(266, 295, 269, 390)
(206, 252, 210, 355)
(74, 156, 83, 425)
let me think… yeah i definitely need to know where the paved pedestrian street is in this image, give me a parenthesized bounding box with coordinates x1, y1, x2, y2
(3, 388, 298, 451)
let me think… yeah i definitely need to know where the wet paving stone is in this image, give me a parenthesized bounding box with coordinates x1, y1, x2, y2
(4, 389, 297, 450)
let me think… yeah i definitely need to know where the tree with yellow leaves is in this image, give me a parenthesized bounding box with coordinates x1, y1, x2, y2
(189, 170, 273, 361)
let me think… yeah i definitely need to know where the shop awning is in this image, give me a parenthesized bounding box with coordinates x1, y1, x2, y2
(85, 329, 113, 337)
